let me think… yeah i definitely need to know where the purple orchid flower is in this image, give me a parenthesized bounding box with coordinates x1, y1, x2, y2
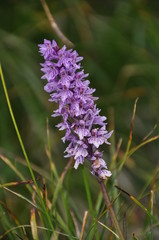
(39, 39, 113, 179)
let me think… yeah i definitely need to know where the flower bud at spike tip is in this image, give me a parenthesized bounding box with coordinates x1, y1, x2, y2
(38, 39, 113, 179)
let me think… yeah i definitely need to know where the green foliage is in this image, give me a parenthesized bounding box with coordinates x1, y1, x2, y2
(0, 0, 159, 239)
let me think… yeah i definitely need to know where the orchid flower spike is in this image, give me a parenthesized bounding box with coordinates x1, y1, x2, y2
(39, 39, 113, 179)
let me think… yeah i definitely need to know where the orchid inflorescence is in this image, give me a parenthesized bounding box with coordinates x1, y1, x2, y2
(39, 39, 113, 179)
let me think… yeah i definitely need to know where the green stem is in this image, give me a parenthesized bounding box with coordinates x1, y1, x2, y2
(0, 65, 54, 232)
(82, 167, 94, 215)
(99, 180, 125, 240)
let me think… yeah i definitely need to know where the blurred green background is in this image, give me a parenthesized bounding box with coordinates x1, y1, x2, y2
(0, 0, 159, 238)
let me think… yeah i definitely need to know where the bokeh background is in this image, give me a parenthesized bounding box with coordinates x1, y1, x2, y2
(0, 0, 159, 238)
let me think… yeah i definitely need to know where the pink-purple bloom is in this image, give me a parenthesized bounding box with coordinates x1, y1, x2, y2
(39, 39, 113, 179)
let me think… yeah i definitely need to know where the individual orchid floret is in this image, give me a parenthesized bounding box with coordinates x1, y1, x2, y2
(39, 39, 113, 179)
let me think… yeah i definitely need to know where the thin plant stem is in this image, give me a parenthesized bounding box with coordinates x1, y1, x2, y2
(99, 180, 125, 240)
(82, 167, 94, 215)
(82, 167, 99, 239)
(0, 65, 54, 232)
(46, 118, 56, 184)
(79, 211, 89, 240)
(118, 98, 138, 173)
(41, 0, 74, 47)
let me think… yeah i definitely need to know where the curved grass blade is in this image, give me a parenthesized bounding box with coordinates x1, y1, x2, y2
(128, 135, 159, 158)
(0, 200, 26, 238)
(0, 154, 25, 182)
(118, 98, 138, 173)
(0, 153, 50, 182)
(15, 157, 50, 181)
(14, 233, 24, 239)
(0, 64, 54, 231)
(97, 220, 120, 239)
(0, 225, 78, 240)
(0, 178, 39, 188)
(115, 185, 159, 226)
(0, 200, 19, 226)
(3, 187, 40, 210)
(41, 0, 74, 47)
(142, 124, 157, 141)
(0, 153, 36, 199)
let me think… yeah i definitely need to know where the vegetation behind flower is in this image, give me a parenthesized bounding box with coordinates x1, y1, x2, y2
(0, 1, 159, 239)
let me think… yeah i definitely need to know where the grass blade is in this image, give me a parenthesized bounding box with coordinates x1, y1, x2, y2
(0, 225, 78, 239)
(118, 98, 138, 173)
(97, 220, 120, 239)
(3, 187, 40, 210)
(115, 185, 159, 225)
(79, 211, 89, 240)
(0, 64, 54, 231)
(128, 135, 159, 157)
(30, 207, 39, 240)
(82, 167, 93, 215)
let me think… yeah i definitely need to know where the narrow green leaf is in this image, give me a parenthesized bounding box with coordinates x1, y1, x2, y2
(0, 64, 54, 231)
(128, 135, 159, 157)
(97, 220, 120, 239)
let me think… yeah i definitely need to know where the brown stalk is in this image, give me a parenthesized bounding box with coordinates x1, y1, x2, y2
(70, 210, 80, 238)
(79, 211, 89, 240)
(142, 124, 157, 141)
(129, 97, 139, 145)
(41, 0, 74, 47)
(59, 156, 74, 184)
(110, 138, 123, 168)
(99, 181, 125, 240)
